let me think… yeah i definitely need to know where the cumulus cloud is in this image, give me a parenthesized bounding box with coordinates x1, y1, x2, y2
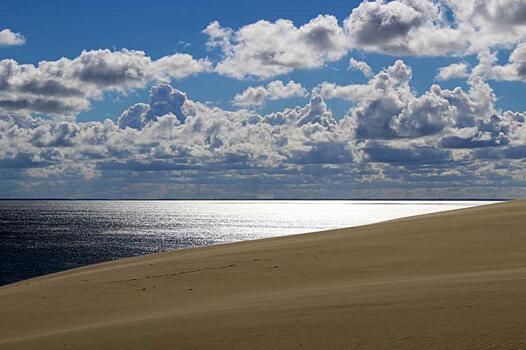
(316, 59, 412, 103)
(319, 60, 524, 151)
(201, 0, 526, 81)
(450, 0, 526, 50)
(233, 80, 308, 107)
(0, 29, 25, 47)
(348, 58, 373, 77)
(118, 84, 195, 129)
(203, 16, 350, 79)
(436, 63, 470, 81)
(0, 49, 211, 116)
(344, 0, 473, 56)
(472, 44, 526, 82)
(0, 83, 349, 180)
(2, 60, 526, 198)
(345, 0, 435, 54)
(345, 0, 526, 56)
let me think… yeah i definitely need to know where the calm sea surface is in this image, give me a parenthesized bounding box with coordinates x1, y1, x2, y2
(0, 200, 495, 286)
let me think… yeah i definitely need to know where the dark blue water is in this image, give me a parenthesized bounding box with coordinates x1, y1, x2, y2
(0, 200, 491, 286)
(0, 201, 214, 286)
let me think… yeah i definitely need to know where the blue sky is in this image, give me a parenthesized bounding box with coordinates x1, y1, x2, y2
(1, 0, 526, 198)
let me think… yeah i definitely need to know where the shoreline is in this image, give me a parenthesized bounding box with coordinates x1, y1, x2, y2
(1, 200, 525, 349)
(1, 200, 493, 287)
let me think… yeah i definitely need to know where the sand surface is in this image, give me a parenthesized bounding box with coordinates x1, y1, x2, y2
(1, 201, 525, 349)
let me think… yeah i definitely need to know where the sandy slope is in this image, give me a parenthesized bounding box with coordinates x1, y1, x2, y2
(1, 201, 525, 349)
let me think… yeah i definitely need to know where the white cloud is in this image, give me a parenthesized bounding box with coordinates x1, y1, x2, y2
(315, 81, 371, 101)
(233, 80, 308, 107)
(472, 44, 526, 82)
(436, 63, 470, 81)
(204, 15, 350, 79)
(153, 53, 212, 80)
(447, 0, 526, 51)
(2, 62, 526, 196)
(316, 60, 412, 102)
(201, 0, 526, 82)
(0, 82, 351, 182)
(200, 1, 526, 80)
(0, 49, 211, 116)
(0, 29, 25, 47)
(343, 0, 464, 56)
(318, 60, 522, 150)
(344, 0, 526, 57)
(203, 21, 233, 52)
(348, 58, 373, 77)
(118, 84, 195, 129)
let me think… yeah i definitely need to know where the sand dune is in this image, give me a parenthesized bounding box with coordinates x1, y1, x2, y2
(1, 201, 526, 349)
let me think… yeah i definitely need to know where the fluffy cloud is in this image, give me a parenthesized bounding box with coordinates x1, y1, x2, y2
(203, 16, 350, 79)
(449, 0, 526, 50)
(233, 80, 308, 107)
(0, 83, 348, 174)
(0, 49, 211, 116)
(345, 0, 526, 56)
(201, 0, 526, 81)
(346, 1, 434, 54)
(11, 2, 526, 81)
(118, 84, 195, 129)
(348, 58, 373, 77)
(344, 0, 469, 56)
(2, 60, 526, 198)
(472, 44, 526, 82)
(320, 60, 525, 152)
(316, 60, 412, 103)
(436, 63, 470, 81)
(0, 29, 25, 47)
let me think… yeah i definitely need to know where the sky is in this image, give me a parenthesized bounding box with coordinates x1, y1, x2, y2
(1, 0, 526, 199)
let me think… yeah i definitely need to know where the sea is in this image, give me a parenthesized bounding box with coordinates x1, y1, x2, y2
(0, 200, 495, 286)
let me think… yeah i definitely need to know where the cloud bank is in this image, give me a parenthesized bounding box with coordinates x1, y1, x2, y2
(2, 60, 525, 198)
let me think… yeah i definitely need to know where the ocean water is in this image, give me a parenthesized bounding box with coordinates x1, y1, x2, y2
(0, 200, 494, 286)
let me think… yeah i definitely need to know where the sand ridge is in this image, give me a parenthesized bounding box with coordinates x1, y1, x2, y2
(1, 201, 525, 349)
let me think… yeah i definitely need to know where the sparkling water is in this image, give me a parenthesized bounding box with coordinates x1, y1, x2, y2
(0, 200, 494, 285)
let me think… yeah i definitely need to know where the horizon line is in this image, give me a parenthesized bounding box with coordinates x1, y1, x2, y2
(0, 198, 511, 201)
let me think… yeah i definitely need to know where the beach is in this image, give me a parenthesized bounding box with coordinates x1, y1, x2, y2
(1, 200, 525, 349)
